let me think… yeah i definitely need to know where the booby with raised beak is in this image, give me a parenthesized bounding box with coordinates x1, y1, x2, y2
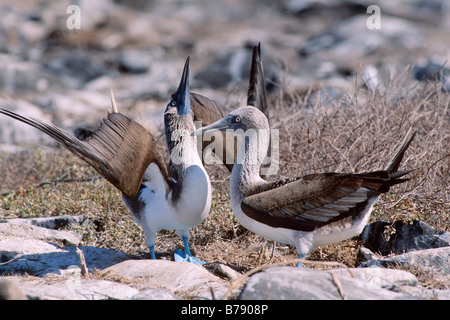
(0, 58, 211, 264)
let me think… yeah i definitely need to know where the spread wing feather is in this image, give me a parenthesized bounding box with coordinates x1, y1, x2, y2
(0, 108, 168, 198)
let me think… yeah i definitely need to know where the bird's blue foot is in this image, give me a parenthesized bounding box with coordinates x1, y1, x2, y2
(174, 249, 207, 265)
(296, 254, 306, 268)
(149, 246, 157, 260)
(173, 236, 207, 265)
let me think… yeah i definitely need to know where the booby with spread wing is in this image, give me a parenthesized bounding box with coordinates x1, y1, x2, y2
(0, 58, 211, 264)
(195, 106, 415, 267)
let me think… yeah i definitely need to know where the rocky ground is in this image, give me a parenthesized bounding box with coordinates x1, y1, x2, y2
(0, 0, 449, 300)
(0, 215, 449, 300)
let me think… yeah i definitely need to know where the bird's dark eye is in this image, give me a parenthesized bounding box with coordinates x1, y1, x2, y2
(171, 101, 177, 106)
(233, 116, 241, 123)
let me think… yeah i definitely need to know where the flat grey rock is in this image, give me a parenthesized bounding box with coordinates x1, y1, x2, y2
(131, 288, 178, 300)
(0, 219, 83, 246)
(0, 279, 27, 300)
(1, 215, 88, 230)
(103, 259, 228, 300)
(360, 246, 450, 276)
(239, 267, 430, 300)
(2, 275, 139, 300)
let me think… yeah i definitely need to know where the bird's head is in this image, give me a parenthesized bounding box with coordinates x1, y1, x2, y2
(166, 57, 191, 117)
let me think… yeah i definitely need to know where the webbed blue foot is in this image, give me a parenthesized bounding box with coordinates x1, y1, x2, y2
(174, 249, 207, 265)
(296, 254, 306, 268)
(173, 236, 207, 265)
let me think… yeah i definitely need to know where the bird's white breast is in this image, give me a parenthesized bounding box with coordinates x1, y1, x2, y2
(230, 172, 297, 245)
(174, 164, 212, 227)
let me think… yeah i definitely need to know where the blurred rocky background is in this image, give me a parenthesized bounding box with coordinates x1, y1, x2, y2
(0, 0, 449, 147)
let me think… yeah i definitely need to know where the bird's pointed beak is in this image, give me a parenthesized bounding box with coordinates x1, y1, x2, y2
(174, 57, 191, 116)
(193, 116, 230, 136)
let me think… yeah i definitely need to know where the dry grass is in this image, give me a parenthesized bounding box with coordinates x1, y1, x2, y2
(0, 70, 449, 288)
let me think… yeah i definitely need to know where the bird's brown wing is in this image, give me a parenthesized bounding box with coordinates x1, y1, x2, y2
(242, 126, 415, 231)
(190, 92, 229, 126)
(190, 92, 235, 172)
(241, 171, 409, 231)
(0, 108, 169, 197)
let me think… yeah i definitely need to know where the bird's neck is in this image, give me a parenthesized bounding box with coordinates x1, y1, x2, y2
(167, 115, 211, 222)
(231, 129, 269, 196)
(165, 114, 202, 167)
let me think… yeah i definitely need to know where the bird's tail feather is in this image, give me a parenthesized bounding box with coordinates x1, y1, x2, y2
(384, 127, 416, 173)
(247, 42, 268, 118)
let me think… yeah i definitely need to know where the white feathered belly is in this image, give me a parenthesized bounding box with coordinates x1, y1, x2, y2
(297, 199, 377, 254)
(231, 197, 298, 245)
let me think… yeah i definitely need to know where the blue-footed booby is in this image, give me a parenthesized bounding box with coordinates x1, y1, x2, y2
(195, 106, 415, 267)
(0, 58, 211, 264)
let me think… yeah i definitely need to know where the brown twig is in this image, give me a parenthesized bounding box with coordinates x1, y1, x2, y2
(76, 247, 89, 277)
